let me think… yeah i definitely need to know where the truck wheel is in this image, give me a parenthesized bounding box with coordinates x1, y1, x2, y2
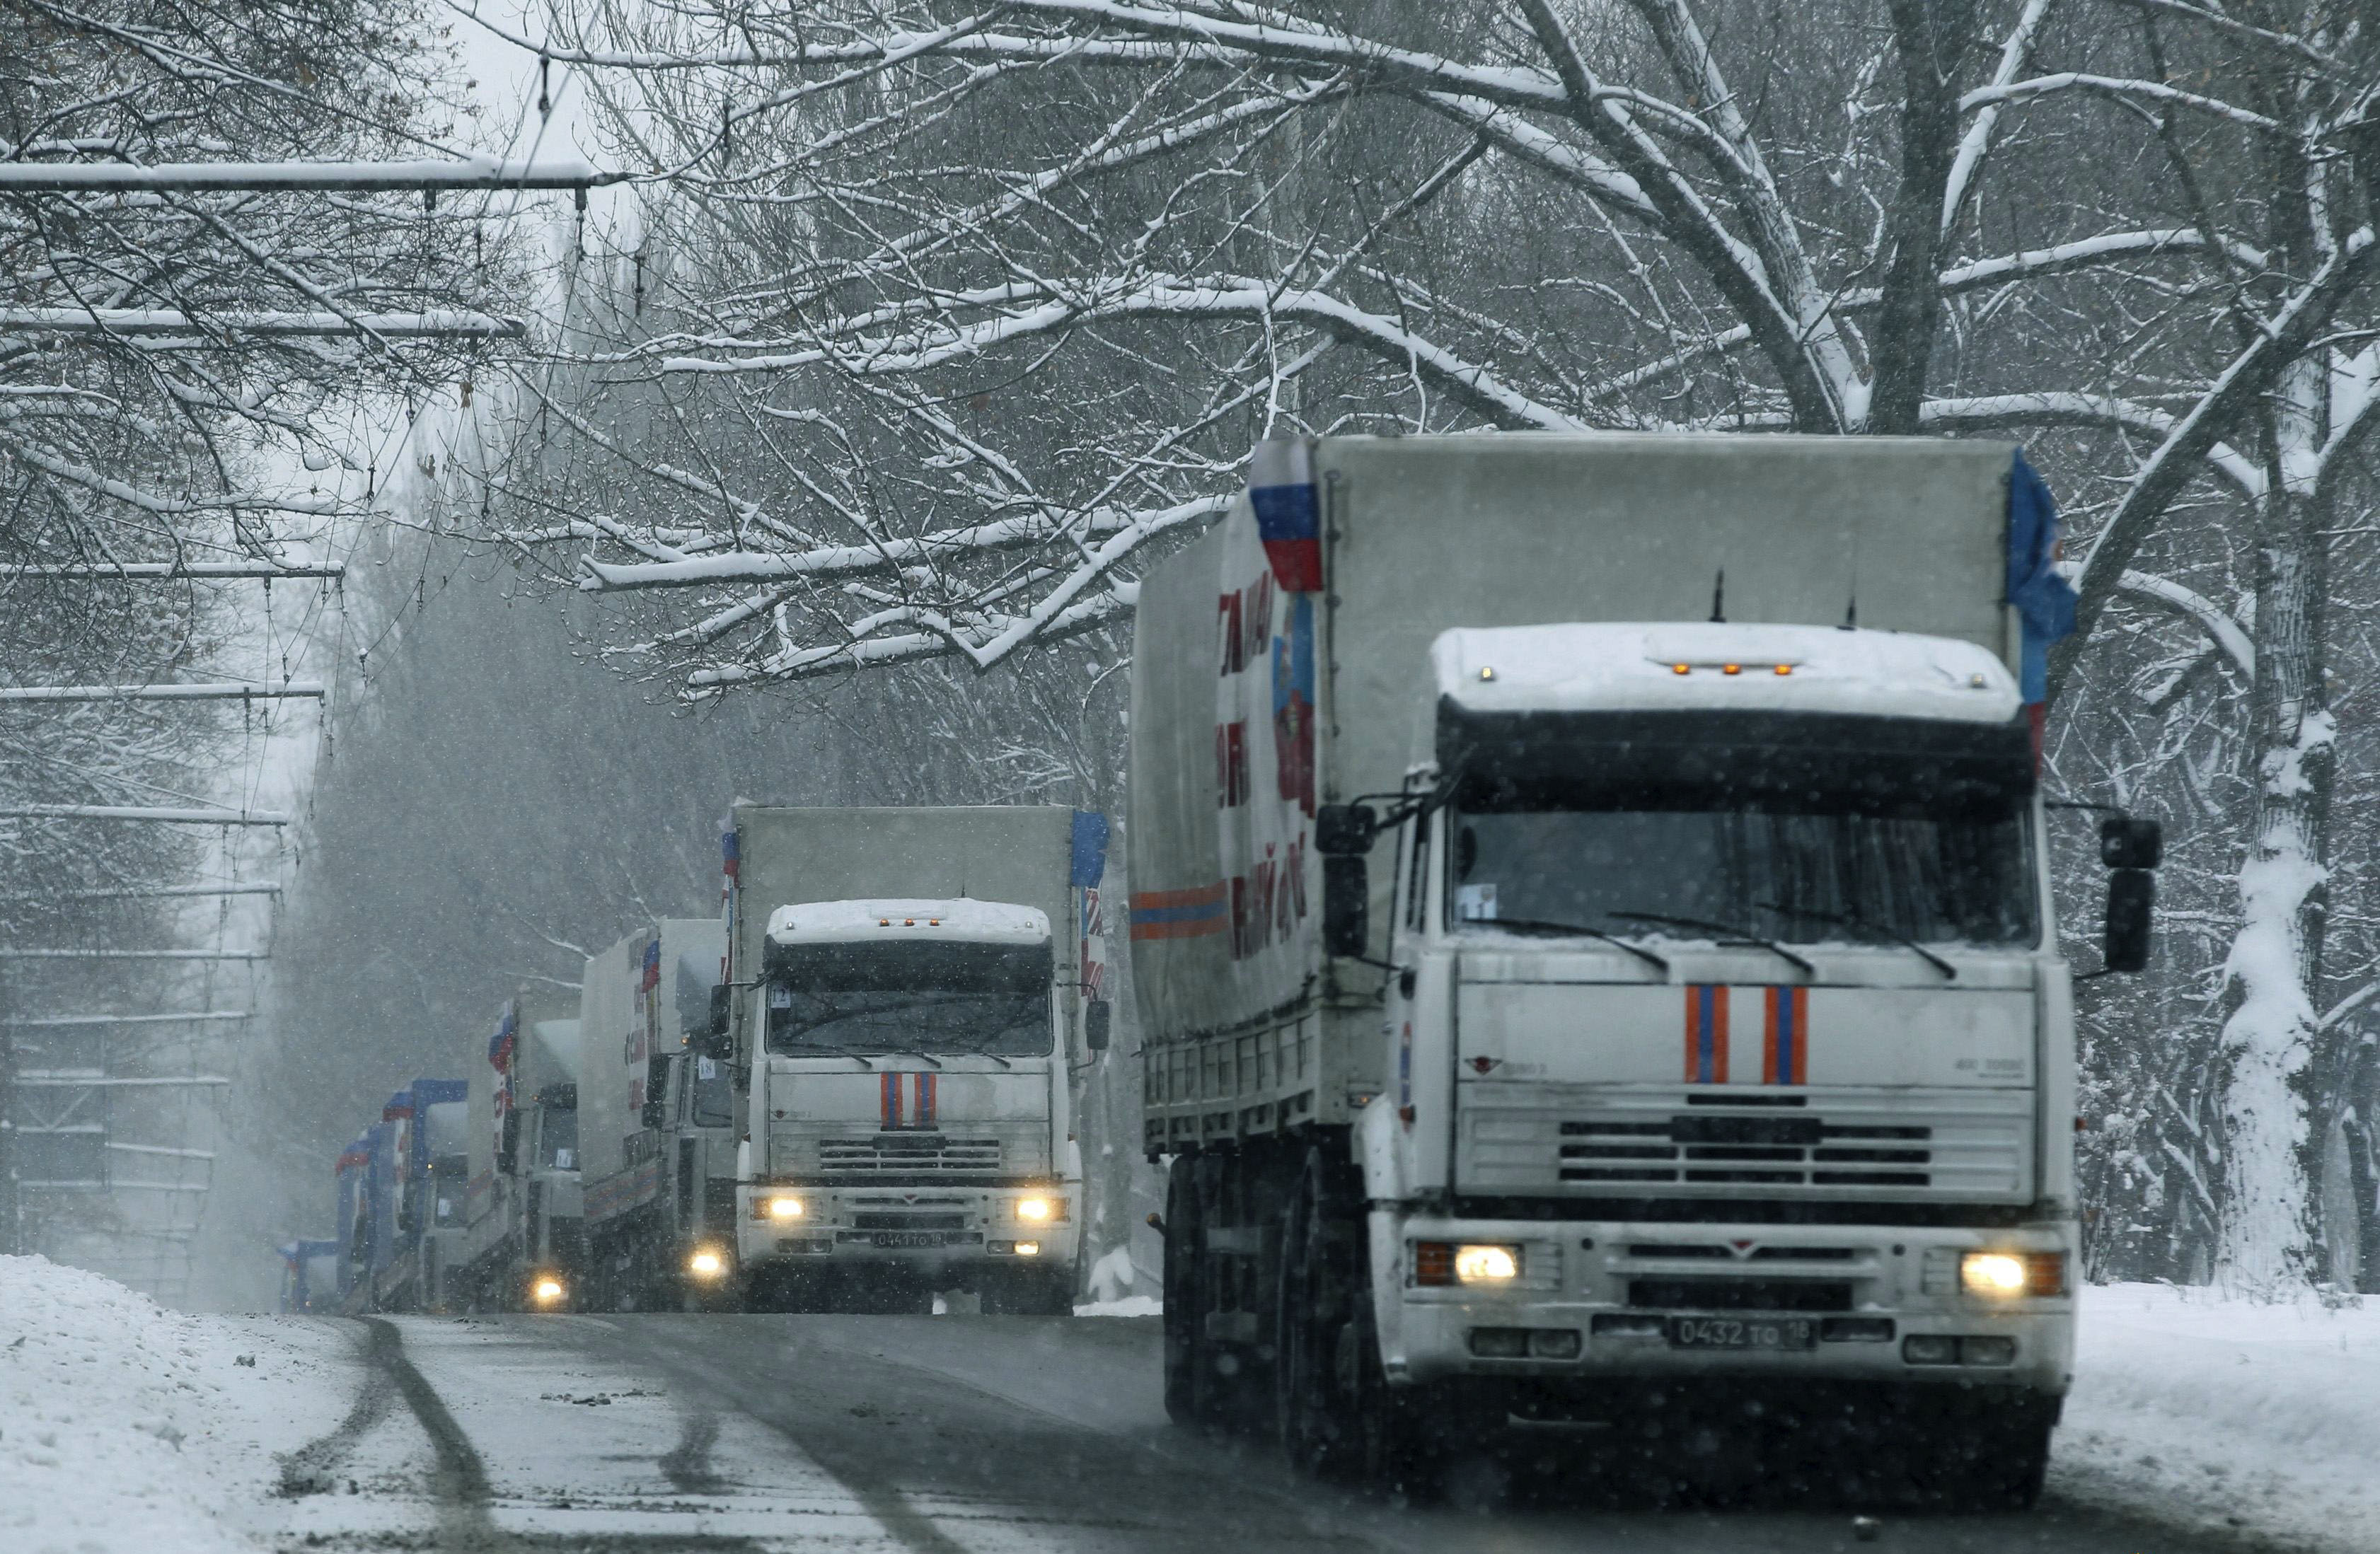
(1161, 1157, 1203, 1425)
(1276, 1149, 1363, 1478)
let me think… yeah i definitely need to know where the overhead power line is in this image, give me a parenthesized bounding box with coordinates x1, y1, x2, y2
(0, 949, 266, 961)
(1, 1011, 250, 1028)
(0, 682, 323, 702)
(0, 156, 616, 193)
(0, 563, 343, 581)
(0, 805, 289, 824)
(0, 309, 524, 339)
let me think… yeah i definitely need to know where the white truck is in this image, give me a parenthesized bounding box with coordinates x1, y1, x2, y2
(577, 918, 737, 1309)
(726, 806, 1111, 1314)
(458, 992, 586, 1310)
(1127, 434, 2156, 1506)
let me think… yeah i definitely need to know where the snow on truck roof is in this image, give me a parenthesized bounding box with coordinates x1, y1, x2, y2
(1433, 622, 2022, 724)
(764, 898, 1051, 946)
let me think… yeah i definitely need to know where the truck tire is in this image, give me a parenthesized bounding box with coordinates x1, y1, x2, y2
(1276, 1148, 1365, 1478)
(1161, 1157, 1203, 1425)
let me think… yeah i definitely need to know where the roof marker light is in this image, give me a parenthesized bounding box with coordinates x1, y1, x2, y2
(1723, 663, 1742, 675)
(905, 919, 915, 926)
(1775, 663, 1793, 675)
(879, 918, 890, 927)
(1478, 666, 1496, 681)
(1673, 663, 1691, 675)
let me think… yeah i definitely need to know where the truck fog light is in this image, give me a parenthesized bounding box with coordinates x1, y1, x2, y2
(530, 1276, 566, 1305)
(758, 1195, 806, 1222)
(1529, 1328, 1583, 1359)
(1962, 1335, 2016, 1367)
(1454, 1244, 1520, 1284)
(1015, 1241, 1041, 1257)
(1468, 1327, 1529, 1358)
(1902, 1333, 1958, 1365)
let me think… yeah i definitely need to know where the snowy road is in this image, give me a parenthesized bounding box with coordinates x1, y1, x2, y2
(253, 1311, 2301, 1554)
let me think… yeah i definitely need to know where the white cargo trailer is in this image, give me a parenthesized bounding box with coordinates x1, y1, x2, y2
(577, 917, 735, 1309)
(1127, 433, 2156, 1504)
(726, 806, 1111, 1313)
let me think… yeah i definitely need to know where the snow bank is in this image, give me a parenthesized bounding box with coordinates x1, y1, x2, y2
(2059, 1280, 2380, 1552)
(0, 1255, 350, 1554)
(1073, 1294, 1162, 1318)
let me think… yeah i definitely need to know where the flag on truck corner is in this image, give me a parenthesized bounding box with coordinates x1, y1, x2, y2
(1248, 438, 1323, 592)
(2006, 449, 2076, 733)
(486, 1004, 516, 1072)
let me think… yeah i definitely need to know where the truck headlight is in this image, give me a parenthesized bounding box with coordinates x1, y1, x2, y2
(1454, 1244, 1520, 1284)
(1015, 1195, 1061, 1222)
(754, 1195, 806, 1222)
(1961, 1251, 2064, 1297)
(687, 1248, 727, 1279)
(530, 1275, 566, 1305)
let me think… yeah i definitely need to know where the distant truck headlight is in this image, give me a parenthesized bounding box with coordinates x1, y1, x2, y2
(687, 1248, 727, 1280)
(1014, 1195, 1063, 1222)
(530, 1275, 566, 1305)
(1961, 1251, 2063, 1297)
(755, 1194, 806, 1222)
(1454, 1244, 1520, 1284)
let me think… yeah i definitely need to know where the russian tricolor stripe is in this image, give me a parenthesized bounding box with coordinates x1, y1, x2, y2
(1682, 984, 1730, 1084)
(1130, 882, 1229, 940)
(1248, 438, 1323, 592)
(1763, 986, 1809, 1085)
(880, 1072, 937, 1130)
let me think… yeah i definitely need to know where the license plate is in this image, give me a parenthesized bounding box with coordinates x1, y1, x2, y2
(1668, 1316, 1817, 1351)
(870, 1231, 948, 1249)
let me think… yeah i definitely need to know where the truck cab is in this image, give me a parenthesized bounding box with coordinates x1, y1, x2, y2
(736, 898, 1081, 1312)
(1356, 622, 2086, 1446)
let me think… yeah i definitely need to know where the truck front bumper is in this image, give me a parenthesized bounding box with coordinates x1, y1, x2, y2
(1387, 1213, 2074, 1397)
(735, 1182, 1079, 1273)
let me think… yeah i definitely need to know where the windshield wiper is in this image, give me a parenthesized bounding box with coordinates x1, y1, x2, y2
(773, 1039, 875, 1069)
(1464, 917, 1669, 974)
(926, 1038, 1015, 1069)
(1757, 900, 1956, 980)
(1608, 910, 1815, 978)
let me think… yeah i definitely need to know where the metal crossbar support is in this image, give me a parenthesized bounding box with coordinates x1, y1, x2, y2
(0, 309, 524, 339)
(13, 1074, 230, 1088)
(2, 1011, 250, 1028)
(0, 563, 342, 580)
(105, 1142, 214, 1159)
(30, 885, 280, 901)
(0, 682, 323, 702)
(0, 158, 616, 193)
(0, 949, 266, 961)
(0, 805, 289, 824)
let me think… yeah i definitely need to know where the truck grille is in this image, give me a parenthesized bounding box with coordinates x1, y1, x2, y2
(1460, 1088, 2030, 1200)
(850, 1212, 967, 1231)
(815, 1135, 1003, 1174)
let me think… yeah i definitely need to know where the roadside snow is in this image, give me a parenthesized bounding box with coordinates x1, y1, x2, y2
(1073, 1294, 1162, 1317)
(2058, 1280, 2380, 1553)
(0, 1254, 357, 1554)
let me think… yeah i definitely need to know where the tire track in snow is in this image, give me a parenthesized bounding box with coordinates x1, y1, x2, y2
(363, 1316, 497, 1545)
(272, 1321, 395, 1498)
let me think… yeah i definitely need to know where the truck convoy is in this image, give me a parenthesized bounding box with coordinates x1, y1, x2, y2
(724, 806, 1110, 1314)
(1127, 434, 2154, 1506)
(577, 918, 736, 1309)
(294, 428, 2150, 1509)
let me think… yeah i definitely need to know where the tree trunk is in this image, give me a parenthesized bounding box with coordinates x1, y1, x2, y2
(2214, 360, 2335, 1289)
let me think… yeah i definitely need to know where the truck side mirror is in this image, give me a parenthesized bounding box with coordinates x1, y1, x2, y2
(2104, 869, 2154, 973)
(1316, 804, 1379, 857)
(1084, 1001, 1111, 1053)
(1324, 854, 1369, 958)
(2100, 816, 2163, 870)
(694, 985, 733, 1059)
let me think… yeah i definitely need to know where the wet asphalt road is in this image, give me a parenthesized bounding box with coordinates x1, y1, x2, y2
(270, 1311, 2306, 1554)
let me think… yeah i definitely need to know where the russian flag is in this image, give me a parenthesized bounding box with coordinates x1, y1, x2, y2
(720, 824, 740, 882)
(1248, 438, 1322, 593)
(641, 937, 662, 992)
(487, 1004, 516, 1071)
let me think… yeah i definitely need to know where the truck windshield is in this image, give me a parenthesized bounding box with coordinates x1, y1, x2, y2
(536, 1104, 577, 1171)
(1448, 805, 2036, 948)
(765, 939, 1055, 1057)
